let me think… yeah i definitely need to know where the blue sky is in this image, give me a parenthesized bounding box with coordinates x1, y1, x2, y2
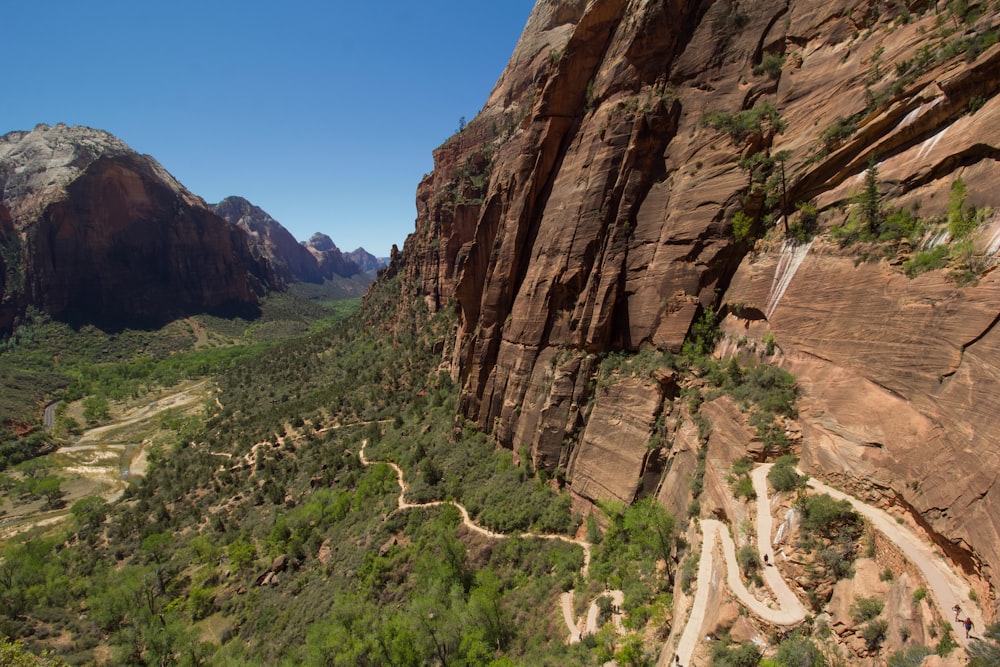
(3, 2, 537, 256)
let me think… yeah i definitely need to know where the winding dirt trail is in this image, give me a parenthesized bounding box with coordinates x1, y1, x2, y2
(667, 464, 984, 665)
(358, 440, 622, 643)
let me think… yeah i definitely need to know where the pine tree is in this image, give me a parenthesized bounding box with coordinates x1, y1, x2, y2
(860, 157, 881, 236)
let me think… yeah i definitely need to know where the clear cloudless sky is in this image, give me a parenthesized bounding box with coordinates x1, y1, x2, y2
(3, 1, 537, 257)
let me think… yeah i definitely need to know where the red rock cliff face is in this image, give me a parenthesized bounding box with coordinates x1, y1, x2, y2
(396, 1, 1000, 609)
(0, 124, 275, 330)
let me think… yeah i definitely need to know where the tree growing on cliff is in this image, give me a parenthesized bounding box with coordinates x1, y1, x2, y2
(858, 157, 882, 236)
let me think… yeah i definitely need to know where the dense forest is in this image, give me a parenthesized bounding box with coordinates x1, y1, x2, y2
(0, 277, 682, 665)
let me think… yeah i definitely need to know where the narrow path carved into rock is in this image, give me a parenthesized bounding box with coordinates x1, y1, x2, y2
(668, 463, 984, 665)
(804, 473, 983, 648)
(357, 440, 623, 644)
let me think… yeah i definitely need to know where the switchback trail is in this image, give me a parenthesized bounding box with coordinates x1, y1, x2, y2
(357, 440, 622, 644)
(667, 463, 983, 665)
(670, 464, 807, 666)
(805, 474, 984, 647)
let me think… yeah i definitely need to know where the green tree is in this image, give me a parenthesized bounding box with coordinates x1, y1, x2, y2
(81, 396, 110, 424)
(34, 475, 64, 509)
(948, 177, 977, 239)
(228, 536, 258, 574)
(774, 632, 827, 666)
(71, 496, 109, 534)
(0, 637, 68, 666)
(858, 157, 882, 236)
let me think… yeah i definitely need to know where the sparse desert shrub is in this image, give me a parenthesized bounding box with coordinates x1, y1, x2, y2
(862, 618, 889, 651)
(850, 595, 884, 623)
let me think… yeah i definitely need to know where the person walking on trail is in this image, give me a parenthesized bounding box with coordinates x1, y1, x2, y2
(964, 616, 974, 638)
(953, 603, 961, 620)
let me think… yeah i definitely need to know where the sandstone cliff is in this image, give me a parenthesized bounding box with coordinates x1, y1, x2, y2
(303, 233, 365, 280)
(0, 124, 275, 331)
(391, 0, 1000, 613)
(212, 198, 365, 284)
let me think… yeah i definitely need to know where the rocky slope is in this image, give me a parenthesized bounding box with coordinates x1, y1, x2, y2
(390, 0, 1000, 615)
(345, 245, 388, 274)
(212, 198, 368, 283)
(0, 124, 275, 331)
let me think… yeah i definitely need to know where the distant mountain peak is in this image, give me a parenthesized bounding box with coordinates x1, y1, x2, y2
(212, 198, 363, 283)
(305, 232, 338, 252)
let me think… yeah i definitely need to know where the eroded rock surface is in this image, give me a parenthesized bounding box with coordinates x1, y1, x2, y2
(386, 0, 1000, 612)
(0, 124, 275, 330)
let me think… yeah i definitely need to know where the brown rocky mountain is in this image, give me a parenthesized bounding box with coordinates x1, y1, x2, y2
(212, 196, 326, 284)
(386, 1, 1000, 616)
(301, 232, 366, 280)
(212, 198, 368, 284)
(345, 245, 388, 274)
(0, 124, 275, 331)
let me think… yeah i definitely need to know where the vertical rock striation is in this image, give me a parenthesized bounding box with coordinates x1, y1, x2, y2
(392, 0, 1000, 610)
(0, 124, 275, 331)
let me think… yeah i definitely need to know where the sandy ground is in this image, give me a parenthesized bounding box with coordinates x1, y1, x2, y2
(0, 381, 211, 542)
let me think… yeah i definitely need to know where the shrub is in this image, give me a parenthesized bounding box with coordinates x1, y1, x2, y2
(798, 494, 859, 536)
(789, 201, 819, 242)
(819, 116, 857, 148)
(732, 211, 755, 243)
(754, 52, 786, 78)
(935, 622, 958, 656)
(912, 587, 927, 603)
(904, 245, 949, 277)
(850, 595, 884, 623)
(862, 618, 889, 650)
(733, 475, 755, 501)
(968, 622, 1000, 666)
(711, 641, 763, 667)
(768, 455, 805, 492)
(774, 632, 827, 666)
(703, 102, 786, 144)
(738, 544, 761, 575)
(888, 644, 931, 667)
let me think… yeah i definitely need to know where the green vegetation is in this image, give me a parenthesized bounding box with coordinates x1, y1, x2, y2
(702, 357, 798, 455)
(795, 494, 864, 608)
(0, 277, 621, 665)
(588, 497, 675, 636)
(936, 620, 959, 656)
(710, 639, 762, 667)
(888, 644, 932, 667)
(703, 101, 786, 144)
(861, 617, 889, 651)
(772, 632, 827, 666)
(849, 595, 884, 623)
(830, 171, 993, 285)
(968, 622, 1000, 666)
(0, 287, 360, 472)
(753, 52, 786, 79)
(768, 455, 806, 492)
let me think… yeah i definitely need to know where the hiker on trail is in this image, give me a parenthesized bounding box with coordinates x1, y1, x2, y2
(764, 554, 771, 566)
(953, 604, 961, 620)
(964, 617, 974, 638)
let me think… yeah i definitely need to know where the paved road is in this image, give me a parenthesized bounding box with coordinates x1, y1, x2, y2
(43, 401, 61, 430)
(671, 466, 807, 667)
(667, 465, 984, 665)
